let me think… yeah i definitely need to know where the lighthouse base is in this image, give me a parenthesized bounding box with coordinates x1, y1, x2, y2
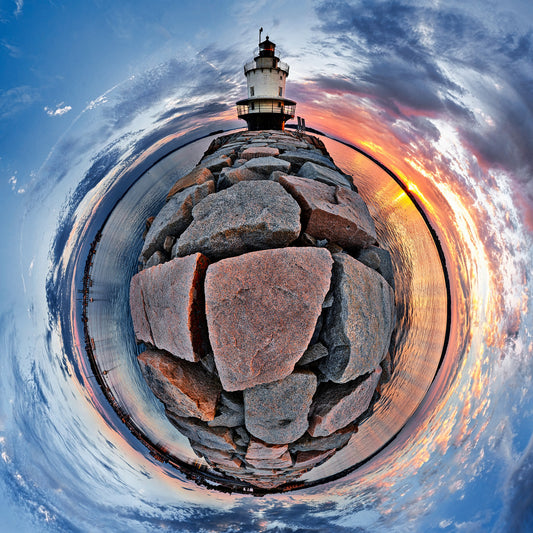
(242, 113, 291, 131)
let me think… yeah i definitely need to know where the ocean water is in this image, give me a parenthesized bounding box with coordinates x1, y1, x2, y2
(77, 134, 448, 487)
(2, 119, 532, 531)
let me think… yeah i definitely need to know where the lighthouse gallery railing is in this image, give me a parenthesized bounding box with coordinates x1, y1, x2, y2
(237, 102, 295, 116)
(244, 60, 290, 74)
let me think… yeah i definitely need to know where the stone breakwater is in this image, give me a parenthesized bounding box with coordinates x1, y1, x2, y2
(129, 130, 396, 489)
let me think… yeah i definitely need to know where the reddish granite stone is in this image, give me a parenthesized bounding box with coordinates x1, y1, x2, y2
(308, 367, 382, 437)
(243, 371, 317, 444)
(205, 247, 333, 390)
(320, 253, 395, 383)
(279, 175, 377, 249)
(138, 350, 221, 421)
(129, 253, 210, 362)
(240, 146, 280, 160)
(166, 167, 214, 200)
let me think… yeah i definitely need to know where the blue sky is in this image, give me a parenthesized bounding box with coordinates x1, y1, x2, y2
(1, 1, 533, 531)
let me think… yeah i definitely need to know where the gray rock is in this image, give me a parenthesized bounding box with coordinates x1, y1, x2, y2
(163, 235, 175, 253)
(380, 352, 393, 384)
(141, 181, 214, 260)
(166, 412, 238, 453)
(217, 166, 264, 189)
(243, 371, 317, 444)
(241, 156, 290, 175)
(234, 426, 250, 447)
(198, 154, 232, 173)
(208, 392, 245, 428)
(278, 150, 337, 171)
(320, 254, 395, 383)
(298, 161, 354, 190)
(296, 342, 328, 366)
(268, 170, 287, 182)
(356, 246, 395, 289)
(308, 367, 382, 437)
(290, 424, 356, 452)
(290, 449, 335, 470)
(241, 146, 280, 160)
(176, 181, 301, 260)
(144, 250, 165, 269)
(190, 442, 242, 469)
(271, 141, 309, 151)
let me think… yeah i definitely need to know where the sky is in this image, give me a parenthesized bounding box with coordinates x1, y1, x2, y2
(0, 0, 532, 532)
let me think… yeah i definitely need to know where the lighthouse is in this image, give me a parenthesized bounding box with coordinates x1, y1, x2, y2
(236, 31, 296, 131)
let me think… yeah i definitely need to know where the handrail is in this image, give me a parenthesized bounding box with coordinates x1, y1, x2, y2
(237, 102, 296, 117)
(243, 59, 290, 74)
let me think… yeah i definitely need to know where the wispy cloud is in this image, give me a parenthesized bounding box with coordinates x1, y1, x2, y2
(14, 0, 23, 17)
(0, 85, 38, 119)
(44, 103, 72, 117)
(1, 40, 22, 58)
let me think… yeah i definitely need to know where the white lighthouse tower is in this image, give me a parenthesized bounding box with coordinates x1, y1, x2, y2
(236, 31, 296, 131)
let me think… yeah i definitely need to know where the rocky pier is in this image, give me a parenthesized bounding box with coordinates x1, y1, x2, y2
(129, 129, 396, 490)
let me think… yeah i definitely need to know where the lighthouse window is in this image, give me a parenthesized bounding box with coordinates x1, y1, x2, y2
(279, 87, 283, 96)
(251, 102, 255, 110)
(250, 86, 254, 96)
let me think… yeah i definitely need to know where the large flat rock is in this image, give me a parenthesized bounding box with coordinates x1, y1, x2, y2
(308, 367, 382, 437)
(297, 161, 354, 190)
(129, 253, 210, 362)
(240, 146, 280, 160)
(138, 350, 221, 421)
(241, 156, 290, 175)
(142, 181, 214, 260)
(279, 175, 377, 249)
(205, 247, 333, 391)
(176, 180, 301, 260)
(320, 253, 395, 383)
(243, 371, 317, 444)
(278, 150, 337, 171)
